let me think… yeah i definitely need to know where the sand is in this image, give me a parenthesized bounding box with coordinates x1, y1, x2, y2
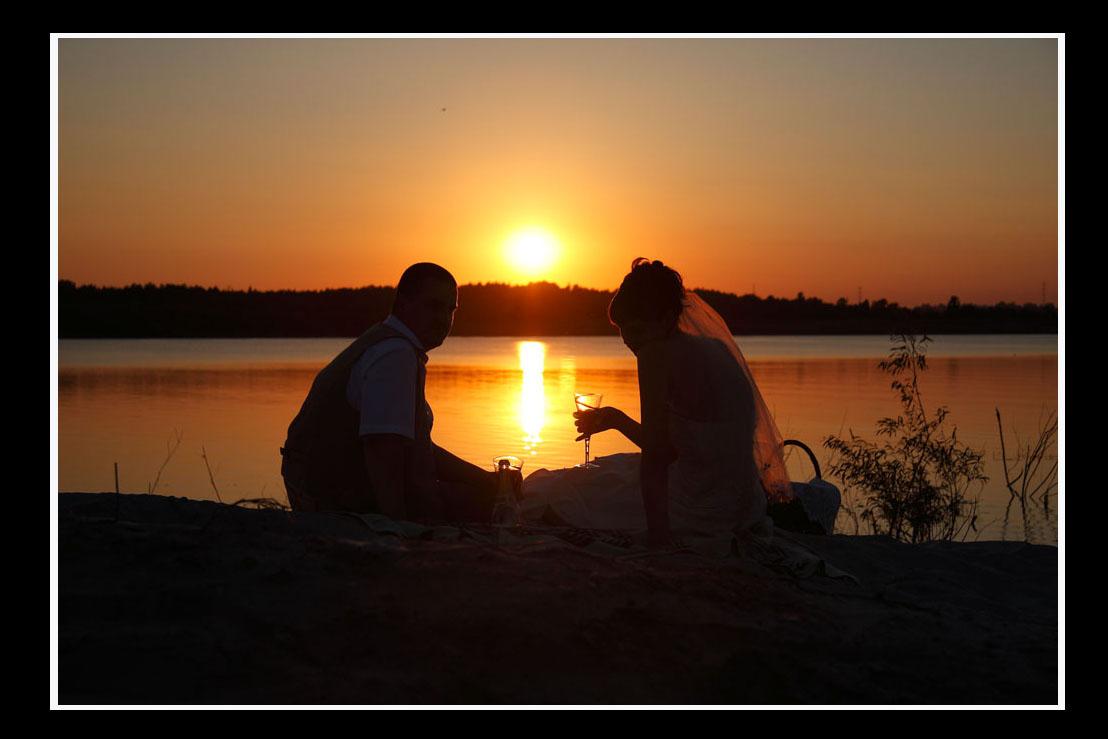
(58, 492, 1058, 705)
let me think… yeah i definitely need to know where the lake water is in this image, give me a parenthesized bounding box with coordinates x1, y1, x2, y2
(57, 334, 1059, 543)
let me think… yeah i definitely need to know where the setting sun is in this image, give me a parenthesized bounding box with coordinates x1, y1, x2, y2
(505, 228, 559, 278)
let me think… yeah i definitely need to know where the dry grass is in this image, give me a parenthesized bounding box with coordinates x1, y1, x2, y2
(146, 429, 183, 495)
(199, 445, 224, 504)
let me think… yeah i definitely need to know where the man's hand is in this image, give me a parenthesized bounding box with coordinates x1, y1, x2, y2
(436, 444, 495, 490)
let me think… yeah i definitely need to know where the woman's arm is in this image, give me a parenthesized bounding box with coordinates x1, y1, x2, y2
(640, 452, 672, 547)
(636, 341, 678, 546)
(575, 407, 644, 447)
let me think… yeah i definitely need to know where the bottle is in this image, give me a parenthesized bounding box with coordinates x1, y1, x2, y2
(491, 456, 522, 527)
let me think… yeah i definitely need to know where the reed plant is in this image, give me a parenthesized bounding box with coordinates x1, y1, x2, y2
(996, 408, 1058, 544)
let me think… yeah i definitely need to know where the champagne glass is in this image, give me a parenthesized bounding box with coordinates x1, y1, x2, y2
(573, 393, 603, 468)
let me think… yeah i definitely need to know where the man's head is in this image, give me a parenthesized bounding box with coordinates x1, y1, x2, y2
(391, 263, 458, 351)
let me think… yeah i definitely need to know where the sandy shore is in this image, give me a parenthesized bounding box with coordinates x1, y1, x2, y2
(58, 492, 1057, 705)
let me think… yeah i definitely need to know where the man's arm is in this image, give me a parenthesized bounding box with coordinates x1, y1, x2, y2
(353, 342, 436, 519)
(433, 443, 496, 493)
(362, 434, 411, 519)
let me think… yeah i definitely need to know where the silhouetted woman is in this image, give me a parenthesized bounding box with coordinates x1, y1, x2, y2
(523, 258, 792, 552)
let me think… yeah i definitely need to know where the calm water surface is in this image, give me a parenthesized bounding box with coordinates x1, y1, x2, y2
(58, 335, 1059, 543)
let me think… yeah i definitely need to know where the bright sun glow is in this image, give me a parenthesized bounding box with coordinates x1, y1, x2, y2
(505, 228, 559, 277)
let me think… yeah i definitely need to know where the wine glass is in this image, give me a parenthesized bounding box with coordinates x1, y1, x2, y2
(573, 392, 603, 468)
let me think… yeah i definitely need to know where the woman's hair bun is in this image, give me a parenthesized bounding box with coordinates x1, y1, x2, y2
(608, 257, 686, 327)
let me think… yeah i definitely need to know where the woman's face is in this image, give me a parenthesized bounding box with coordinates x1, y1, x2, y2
(618, 316, 674, 356)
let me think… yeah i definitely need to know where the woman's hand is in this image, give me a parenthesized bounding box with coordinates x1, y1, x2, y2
(574, 407, 625, 441)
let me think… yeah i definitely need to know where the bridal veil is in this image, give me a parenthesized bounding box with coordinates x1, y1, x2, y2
(676, 292, 793, 503)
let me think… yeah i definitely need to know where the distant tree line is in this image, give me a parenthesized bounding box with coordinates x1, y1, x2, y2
(58, 280, 1058, 338)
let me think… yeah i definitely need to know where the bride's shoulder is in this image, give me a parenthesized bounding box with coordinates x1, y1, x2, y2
(635, 335, 670, 364)
(640, 332, 694, 370)
(667, 331, 720, 363)
(640, 332, 714, 377)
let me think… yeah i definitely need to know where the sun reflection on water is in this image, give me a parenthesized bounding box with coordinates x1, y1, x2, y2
(517, 341, 547, 456)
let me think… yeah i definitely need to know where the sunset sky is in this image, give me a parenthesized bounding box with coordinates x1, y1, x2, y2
(58, 37, 1059, 305)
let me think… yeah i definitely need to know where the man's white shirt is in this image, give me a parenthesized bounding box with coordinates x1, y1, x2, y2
(346, 314, 432, 439)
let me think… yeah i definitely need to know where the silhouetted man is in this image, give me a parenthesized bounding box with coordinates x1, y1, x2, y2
(281, 263, 506, 521)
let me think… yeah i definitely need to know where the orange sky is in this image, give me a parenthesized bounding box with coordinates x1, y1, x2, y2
(58, 38, 1059, 305)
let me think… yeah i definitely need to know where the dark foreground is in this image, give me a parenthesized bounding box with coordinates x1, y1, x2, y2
(58, 493, 1058, 705)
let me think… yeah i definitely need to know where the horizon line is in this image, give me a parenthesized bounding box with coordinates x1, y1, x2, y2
(58, 278, 1058, 310)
